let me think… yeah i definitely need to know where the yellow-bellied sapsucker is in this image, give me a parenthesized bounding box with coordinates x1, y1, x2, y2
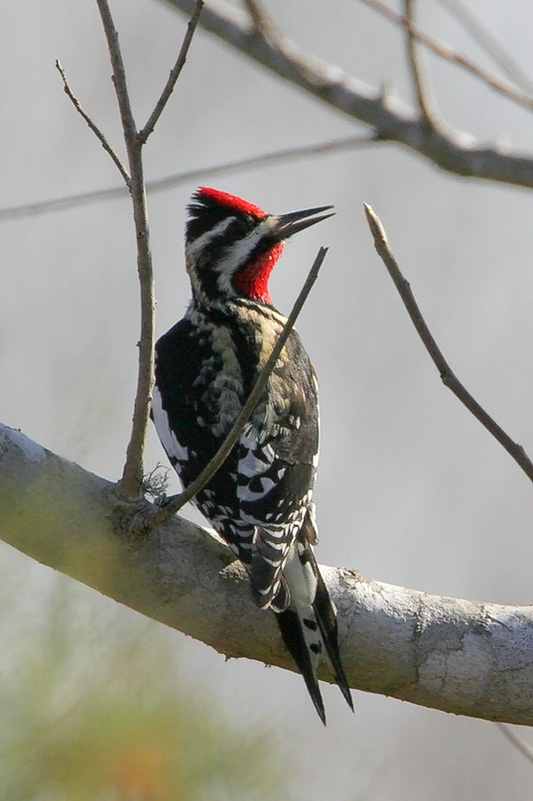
(151, 187, 353, 723)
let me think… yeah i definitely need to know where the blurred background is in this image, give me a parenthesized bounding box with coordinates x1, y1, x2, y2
(2, 0, 533, 797)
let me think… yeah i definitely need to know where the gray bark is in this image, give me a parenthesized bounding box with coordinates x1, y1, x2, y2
(1, 421, 532, 724)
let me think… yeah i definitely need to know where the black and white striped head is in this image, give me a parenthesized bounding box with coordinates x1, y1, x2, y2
(185, 187, 334, 308)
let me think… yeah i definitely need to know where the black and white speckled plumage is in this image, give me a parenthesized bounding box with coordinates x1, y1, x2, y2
(151, 187, 353, 723)
(154, 300, 318, 605)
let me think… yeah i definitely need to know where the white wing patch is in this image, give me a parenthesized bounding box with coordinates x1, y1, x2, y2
(151, 386, 189, 465)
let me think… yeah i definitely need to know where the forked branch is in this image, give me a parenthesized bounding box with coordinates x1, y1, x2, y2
(55, 59, 130, 184)
(58, 0, 203, 497)
(94, 0, 154, 496)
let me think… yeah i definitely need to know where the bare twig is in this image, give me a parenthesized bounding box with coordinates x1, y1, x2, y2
(96, 0, 137, 143)
(437, 0, 533, 97)
(58, 0, 153, 499)
(364, 203, 533, 484)
(57, 3, 201, 499)
(95, 0, 155, 497)
(148, 247, 328, 528)
(138, 0, 204, 144)
(496, 723, 533, 764)
(0, 134, 377, 221)
(403, 0, 436, 126)
(360, 0, 533, 112)
(55, 60, 130, 184)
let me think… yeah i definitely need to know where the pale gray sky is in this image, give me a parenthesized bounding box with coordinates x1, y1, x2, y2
(3, 1, 533, 797)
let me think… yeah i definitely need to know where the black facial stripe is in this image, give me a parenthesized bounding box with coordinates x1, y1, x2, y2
(187, 200, 259, 245)
(191, 251, 220, 301)
(186, 200, 229, 243)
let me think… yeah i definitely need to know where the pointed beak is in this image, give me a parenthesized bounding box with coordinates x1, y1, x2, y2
(271, 204, 335, 242)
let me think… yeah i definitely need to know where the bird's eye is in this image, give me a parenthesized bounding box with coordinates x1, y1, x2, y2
(229, 216, 254, 240)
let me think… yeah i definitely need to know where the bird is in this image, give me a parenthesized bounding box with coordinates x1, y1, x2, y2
(151, 186, 353, 723)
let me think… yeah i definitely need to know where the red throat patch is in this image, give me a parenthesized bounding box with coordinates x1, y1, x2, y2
(233, 243, 284, 304)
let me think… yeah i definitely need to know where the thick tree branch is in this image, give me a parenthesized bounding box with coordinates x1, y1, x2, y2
(163, 0, 533, 189)
(2, 421, 533, 725)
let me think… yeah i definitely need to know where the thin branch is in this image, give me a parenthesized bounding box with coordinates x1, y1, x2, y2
(55, 60, 130, 185)
(95, 0, 154, 497)
(403, 0, 436, 126)
(437, 0, 533, 97)
(148, 246, 328, 528)
(363, 203, 533, 485)
(359, 0, 533, 112)
(138, 0, 204, 144)
(95, 0, 137, 143)
(496, 723, 533, 764)
(60, 0, 204, 498)
(0, 134, 377, 221)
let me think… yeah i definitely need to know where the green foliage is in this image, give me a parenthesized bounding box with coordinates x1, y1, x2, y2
(0, 565, 291, 801)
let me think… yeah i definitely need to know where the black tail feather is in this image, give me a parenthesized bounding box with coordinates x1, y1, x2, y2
(313, 570, 354, 712)
(275, 562, 353, 722)
(276, 608, 326, 725)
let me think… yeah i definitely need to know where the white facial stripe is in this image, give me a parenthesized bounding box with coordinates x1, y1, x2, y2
(186, 216, 235, 260)
(214, 216, 277, 279)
